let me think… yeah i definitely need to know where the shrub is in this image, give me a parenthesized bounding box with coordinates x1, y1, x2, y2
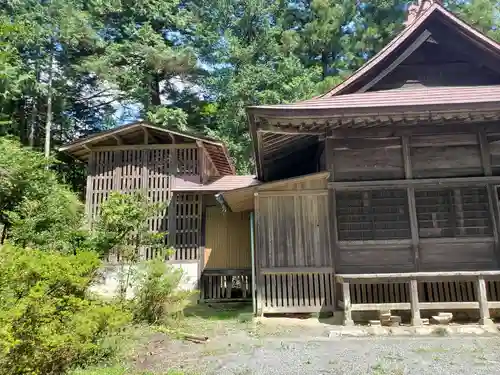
(132, 259, 196, 324)
(0, 245, 132, 375)
(0, 137, 85, 252)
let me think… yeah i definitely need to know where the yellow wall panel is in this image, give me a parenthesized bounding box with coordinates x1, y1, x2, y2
(205, 207, 251, 269)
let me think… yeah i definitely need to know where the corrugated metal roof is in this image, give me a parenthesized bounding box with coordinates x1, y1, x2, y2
(172, 175, 260, 192)
(248, 85, 500, 111)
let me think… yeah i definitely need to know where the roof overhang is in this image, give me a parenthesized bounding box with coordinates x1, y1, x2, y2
(59, 121, 235, 175)
(219, 172, 329, 212)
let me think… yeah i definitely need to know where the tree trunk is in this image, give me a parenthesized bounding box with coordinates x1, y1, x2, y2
(44, 51, 54, 160)
(29, 65, 40, 148)
(321, 50, 329, 80)
(150, 74, 162, 106)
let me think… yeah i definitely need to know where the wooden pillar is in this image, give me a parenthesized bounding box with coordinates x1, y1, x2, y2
(85, 151, 95, 225)
(254, 192, 264, 316)
(475, 277, 493, 325)
(402, 136, 420, 271)
(479, 129, 500, 265)
(326, 137, 338, 307)
(342, 282, 354, 326)
(410, 279, 422, 326)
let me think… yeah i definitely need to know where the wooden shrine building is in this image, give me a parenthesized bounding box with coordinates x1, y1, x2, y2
(220, 0, 500, 324)
(63, 0, 500, 325)
(60, 122, 257, 299)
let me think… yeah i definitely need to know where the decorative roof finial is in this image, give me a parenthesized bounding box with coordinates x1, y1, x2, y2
(404, 0, 443, 27)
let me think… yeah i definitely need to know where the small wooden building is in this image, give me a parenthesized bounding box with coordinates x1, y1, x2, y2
(60, 122, 257, 298)
(220, 0, 500, 324)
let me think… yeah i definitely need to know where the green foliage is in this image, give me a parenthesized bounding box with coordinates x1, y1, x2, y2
(89, 191, 168, 260)
(2, 0, 500, 174)
(0, 137, 84, 252)
(0, 244, 132, 375)
(133, 259, 196, 324)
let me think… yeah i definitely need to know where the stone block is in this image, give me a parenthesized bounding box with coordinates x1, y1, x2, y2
(339, 327, 369, 337)
(390, 316, 402, 326)
(455, 326, 485, 335)
(431, 314, 453, 325)
(414, 326, 434, 335)
(369, 320, 381, 326)
(367, 326, 389, 336)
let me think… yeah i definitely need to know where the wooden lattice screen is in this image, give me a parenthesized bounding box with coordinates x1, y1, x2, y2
(87, 146, 201, 261)
(415, 186, 492, 238)
(172, 193, 202, 261)
(336, 189, 411, 241)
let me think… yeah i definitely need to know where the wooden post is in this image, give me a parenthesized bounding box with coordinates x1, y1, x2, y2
(479, 129, 500, 265)
(254, 193, 263, 316)
(342, 282, 354, 326)
(402, 136, 420, 271)
(475, 277, 493, 325)
(410, 279, 422, 326)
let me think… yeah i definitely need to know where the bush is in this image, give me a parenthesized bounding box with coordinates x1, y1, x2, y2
(0, 137, 85, 252)
(0, 245, 132, 375)
(133, 259, 196, 324)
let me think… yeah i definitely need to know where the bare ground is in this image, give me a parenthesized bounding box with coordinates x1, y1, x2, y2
(126, 305, 500, 375)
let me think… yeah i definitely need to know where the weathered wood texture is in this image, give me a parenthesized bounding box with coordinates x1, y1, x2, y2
(172, 193, 202, 260)
(260, 269, 335, 313)
(200, 269, 252, 301)
(369, 39, 500, 91)
(327, 129, 500, 275)
(205, 206, 251, 269)
(86, 144, 207, 261)
(335, 273, 500, 325)
(256, 193, 332, 268)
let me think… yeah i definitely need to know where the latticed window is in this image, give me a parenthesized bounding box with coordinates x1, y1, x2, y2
(336, 189, 411, 241)
(415, 187, 492, 238)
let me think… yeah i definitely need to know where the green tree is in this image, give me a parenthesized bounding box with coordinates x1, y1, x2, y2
(0, 137, 83, 251)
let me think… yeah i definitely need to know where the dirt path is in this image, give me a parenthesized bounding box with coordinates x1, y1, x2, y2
(129, 315, 500, 375)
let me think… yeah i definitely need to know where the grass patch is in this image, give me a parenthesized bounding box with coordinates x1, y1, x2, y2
(183, 303, 252, 321)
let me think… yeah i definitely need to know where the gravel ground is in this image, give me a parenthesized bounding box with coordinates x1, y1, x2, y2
(132, 321, 500, 375)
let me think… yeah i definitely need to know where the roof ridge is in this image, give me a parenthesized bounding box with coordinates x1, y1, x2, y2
(320, 2, 500, 98)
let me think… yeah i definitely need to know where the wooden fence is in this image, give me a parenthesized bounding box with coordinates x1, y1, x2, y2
(200, 269, 252, 301)
(336, 271, 500, 326)
(259, 268, 335, 313)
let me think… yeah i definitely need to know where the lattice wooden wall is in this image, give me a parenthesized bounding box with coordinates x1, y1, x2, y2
(172, 193, 202, 261)
(86, 145, 202, 261)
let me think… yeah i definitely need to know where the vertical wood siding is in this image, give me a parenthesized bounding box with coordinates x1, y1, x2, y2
(257, 193, 332, 268)
(205, 207, 251, 269)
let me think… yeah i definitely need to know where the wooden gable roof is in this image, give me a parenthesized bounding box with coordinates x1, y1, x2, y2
(59, 121, 235, 175)
(248, 2, 500, 181)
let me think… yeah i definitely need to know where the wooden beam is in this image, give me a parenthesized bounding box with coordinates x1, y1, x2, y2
(254, 192, 263, 316)
(409, 279, 422, 325)
(336, 270, 500, 283)
(342, 282, 354, 326)
(479, 128, 500, 265)
(358, 30, 432, 93)
(260, 267, 333, 274)
(258, 127, 325, 135)
(476, 277, 494, 325)
(89, 144, 195, 151)
(111, 134, 123, 145)
(329, 176, 500, 191)
(402, 135, 420, 271)
(258, 190, 328, 197)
